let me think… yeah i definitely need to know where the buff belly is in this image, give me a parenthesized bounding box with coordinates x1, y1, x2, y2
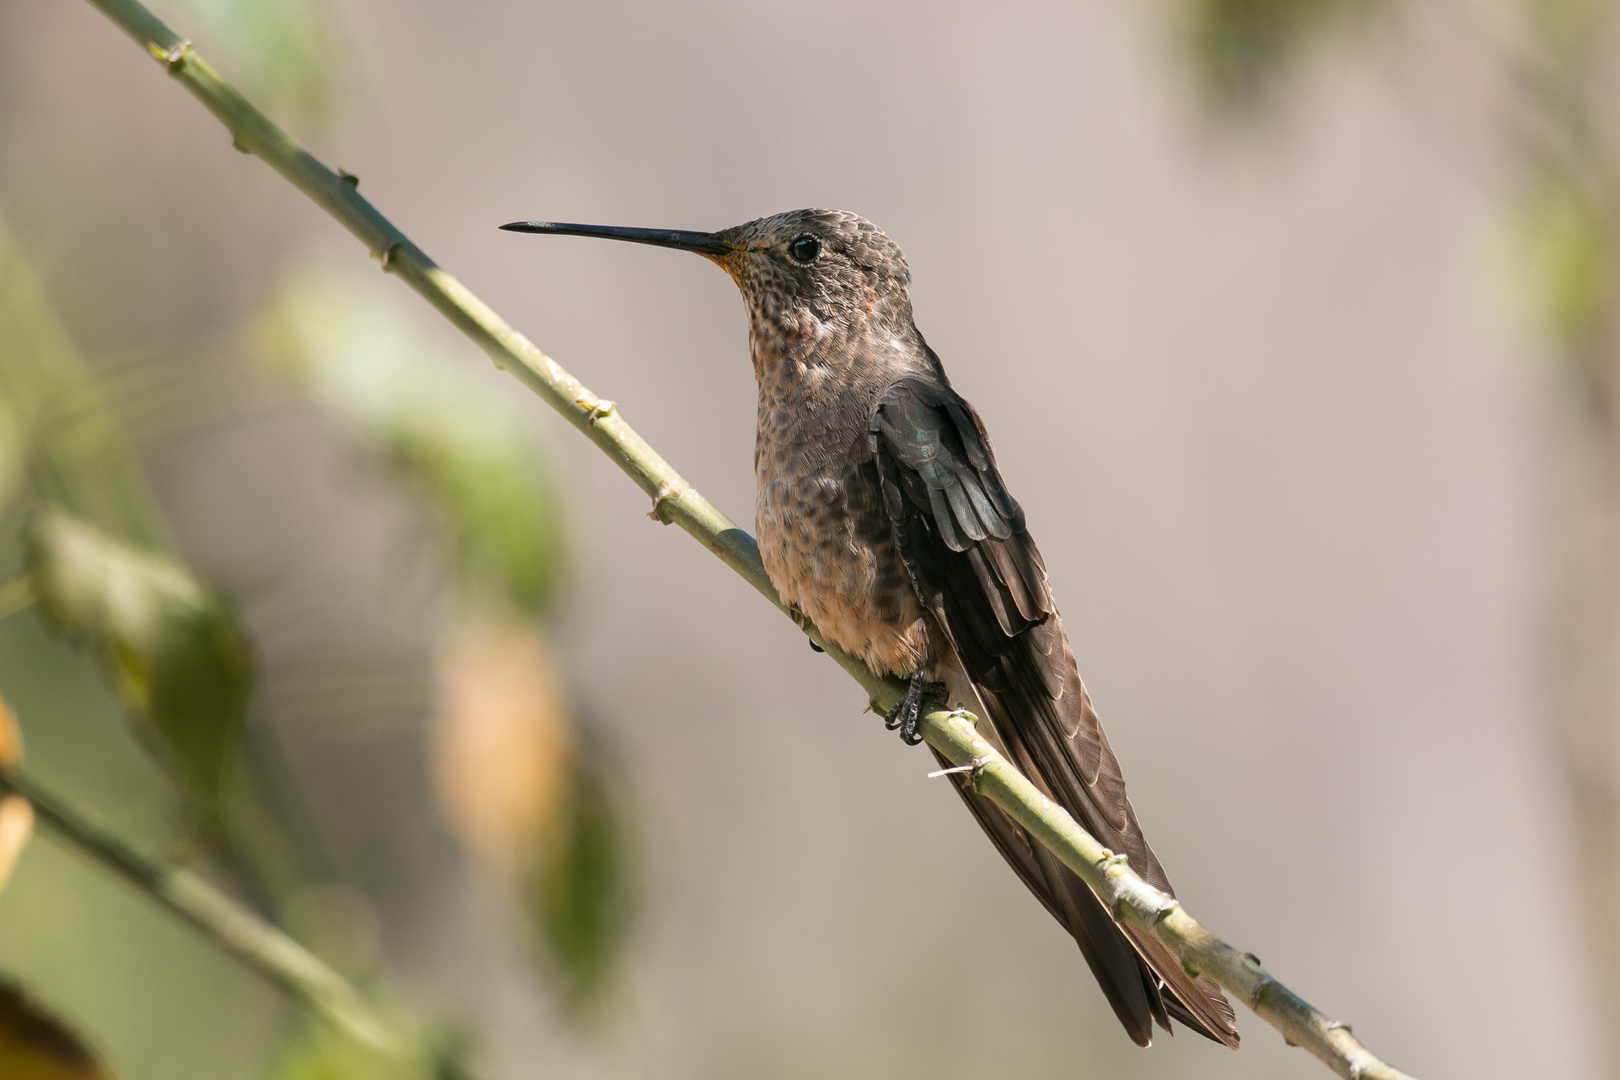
(756, 468, 931, 678)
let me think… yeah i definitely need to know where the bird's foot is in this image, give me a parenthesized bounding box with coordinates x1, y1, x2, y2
(883, 673, 946, 746)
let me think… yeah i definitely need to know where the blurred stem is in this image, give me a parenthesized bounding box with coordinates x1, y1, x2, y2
(1552, 400, 1620, 1079)
(82, 2, 1415, 1076)
(2, 213, 324, 918)
(1551, 246, 1620, 1077)
(1519, 9, 1620, 1077)
(0, 576, 33, 622)
(0, 768, 398, 1052)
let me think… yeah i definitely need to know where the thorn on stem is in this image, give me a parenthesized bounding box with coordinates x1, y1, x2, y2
(925, 756, 993, 786)
(378, 240, 401, 271)
(647, 480, 683, 523)
(338, 170, 360, 188)
(162, 40, 192, 72)
(1243, 951, 1263, 967)
(581, 398, 616, 426)
(231, 136, 251, 154)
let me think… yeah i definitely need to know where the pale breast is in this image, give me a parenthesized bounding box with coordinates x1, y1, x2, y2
(755, 444, 931, 679)
(748, 310, 933, 677)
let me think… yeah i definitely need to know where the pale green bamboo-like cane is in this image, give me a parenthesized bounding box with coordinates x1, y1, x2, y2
(74, 3, 1417, 1076)
(0, 770, 398, 1051)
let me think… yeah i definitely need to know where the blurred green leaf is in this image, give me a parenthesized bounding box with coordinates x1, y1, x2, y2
(23, 508, 251, 807)
(1516, 167, 1613, 354)
(0, 217, 170, 546)
(256, 268, 569, 616)
(520, 730, 637, 1016)
(168, 0, 346, 122)
(270, 1016, 468, 1080)
(1528, 0, 1605, 55)
(0, 215, 326, 911)
(0, 983, 114, 1080)
(0, 392, 23, 521)
(1177, 0, 1383, 111)
(272, 1033, 398, 1080)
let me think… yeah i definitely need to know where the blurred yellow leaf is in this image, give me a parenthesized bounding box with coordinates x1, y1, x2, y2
(0, 796, 33, 895)
(0, 985, 113, 1080)
(434, 618, 572, 871)
(0, 693, 22, 772)
(433, 617, 636, 1013)
(0, 696, 32, 895)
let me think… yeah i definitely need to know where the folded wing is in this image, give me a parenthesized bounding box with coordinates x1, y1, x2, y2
(867, 375, 1238, 1048)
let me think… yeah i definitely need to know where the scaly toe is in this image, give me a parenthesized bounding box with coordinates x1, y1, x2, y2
(882, 699, 905, 731)
(899, 704, 924, 746)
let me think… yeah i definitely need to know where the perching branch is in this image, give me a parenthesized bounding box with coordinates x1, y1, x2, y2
(78, 2, 1415, 1076)
(0, 769, 398, 1052)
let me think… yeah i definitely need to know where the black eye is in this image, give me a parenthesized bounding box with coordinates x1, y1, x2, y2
(788, 235, 821, 263)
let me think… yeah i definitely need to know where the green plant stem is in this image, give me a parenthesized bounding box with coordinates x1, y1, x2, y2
(0, 769, 398, 1051)
(79, 3, 1416, 1076)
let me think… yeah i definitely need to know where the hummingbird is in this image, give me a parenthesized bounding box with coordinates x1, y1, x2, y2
(501, 209, 1239, 1049)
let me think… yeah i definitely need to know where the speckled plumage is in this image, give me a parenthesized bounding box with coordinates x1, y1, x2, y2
(710, 211, 935, 677)
(707, 209, 1238, 1051)
(507, 207, 1240, 1051)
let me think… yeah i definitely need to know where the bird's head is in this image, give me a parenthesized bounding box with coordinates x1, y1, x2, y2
(501, 209, 916, 353)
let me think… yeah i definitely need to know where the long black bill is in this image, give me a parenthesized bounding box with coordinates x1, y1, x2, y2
(499, 220, 730, 255)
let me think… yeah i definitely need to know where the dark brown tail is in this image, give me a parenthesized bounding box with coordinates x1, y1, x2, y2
(941, 616, 1239, 1048)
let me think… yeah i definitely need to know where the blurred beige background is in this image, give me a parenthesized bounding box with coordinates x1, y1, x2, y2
(0, 1, 1593, 1078)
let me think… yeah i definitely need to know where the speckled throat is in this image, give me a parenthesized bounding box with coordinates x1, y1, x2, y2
(747, 295, 940, 679)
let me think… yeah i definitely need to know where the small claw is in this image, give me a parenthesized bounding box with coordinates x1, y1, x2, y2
(882, 674, 941, 746)
(882, 696, 906, 731)
(899, 706, 923, 746)
(881, 685, 908, 731)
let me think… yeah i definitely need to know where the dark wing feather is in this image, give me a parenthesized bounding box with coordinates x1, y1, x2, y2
(870, 377, 1239, 1049)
